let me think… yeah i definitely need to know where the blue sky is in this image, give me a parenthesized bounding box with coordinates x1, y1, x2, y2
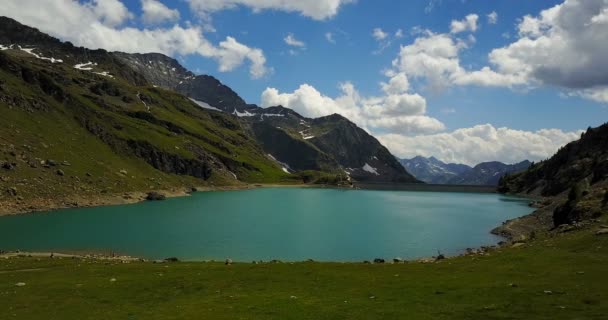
(108, 0, 603, 131)
(2, 0, 607, 165)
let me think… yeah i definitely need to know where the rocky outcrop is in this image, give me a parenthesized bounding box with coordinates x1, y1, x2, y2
(310, 114, 418, 183)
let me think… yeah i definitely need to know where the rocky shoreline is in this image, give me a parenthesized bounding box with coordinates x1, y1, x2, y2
(0, 184, 258, 216)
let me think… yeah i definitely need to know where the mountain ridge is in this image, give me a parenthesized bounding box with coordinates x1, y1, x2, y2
(0, 13, 419, 213)
(400, 156, 531, 186)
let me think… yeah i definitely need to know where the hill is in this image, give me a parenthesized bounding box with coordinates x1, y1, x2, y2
(0, 17, 298, 213)
(497, 123, 608, 235)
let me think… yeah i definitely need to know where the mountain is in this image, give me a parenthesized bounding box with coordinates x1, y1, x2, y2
(0, 15, 417, 214)
(115, 51, 419, 183)
(399, 156, 471, 184)
(447, 160, 532, 186)
(0, 16, 327, 213)
(498, 123, 608, 229)
(399, 156, 530, 185)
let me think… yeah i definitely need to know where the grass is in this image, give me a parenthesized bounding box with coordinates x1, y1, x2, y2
(0, 50, 297, 206)
(1, 225, 607, 319)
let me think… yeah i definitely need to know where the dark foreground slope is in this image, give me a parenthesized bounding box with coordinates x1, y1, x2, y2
(496, 123, 608, 238)
(2, 223, 607, 319)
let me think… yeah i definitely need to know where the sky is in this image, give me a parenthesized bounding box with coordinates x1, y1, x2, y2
(1, 0, 607, 165)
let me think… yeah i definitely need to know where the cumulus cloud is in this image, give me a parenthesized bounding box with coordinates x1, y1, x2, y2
(391, 32, 470, 90)
(0, 0, 270, 79)
(141, 0, 180, 25)
(261, 78, 445, 135)
(378, 125, 582, 166)
(416, 0, 608, 102)
(186, 0, 354, 20)
(450, 14, 479, 34)
(487, 11, 498, 24)
(325, 32, 336, 44)
(88, 0, 133, 27)
(494, 0, 608, 91)
(284, 33, 306, 48)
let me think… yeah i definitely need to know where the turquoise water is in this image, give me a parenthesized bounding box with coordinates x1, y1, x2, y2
(0, 188, 532, 262)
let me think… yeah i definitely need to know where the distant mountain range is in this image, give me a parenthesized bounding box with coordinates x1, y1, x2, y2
(399, 156, 531, 186)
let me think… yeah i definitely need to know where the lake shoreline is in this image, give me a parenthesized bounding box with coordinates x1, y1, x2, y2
(0, 185, 536, 263)
(0, 183, 343, 216)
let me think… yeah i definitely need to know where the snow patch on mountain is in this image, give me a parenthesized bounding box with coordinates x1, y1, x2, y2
(74, 62, 96, 71)
(233, 109, 255, 117)
(92, 71, 114, 78)
(362, 163, 379, 175)
(268, 154, 292, 174)
(19, 46, 63, 63)
(189, 98, 222, 111)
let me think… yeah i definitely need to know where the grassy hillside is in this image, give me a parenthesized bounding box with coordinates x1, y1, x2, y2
(1, 219, 607, 319)
(0, 47, 298, 212)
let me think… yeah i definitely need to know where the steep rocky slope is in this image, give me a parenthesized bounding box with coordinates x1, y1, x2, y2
(497, 123, 608, 233)
(115, 47, 419, 183)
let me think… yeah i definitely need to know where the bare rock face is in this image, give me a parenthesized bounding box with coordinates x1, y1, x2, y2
(146, 192, 166, 201)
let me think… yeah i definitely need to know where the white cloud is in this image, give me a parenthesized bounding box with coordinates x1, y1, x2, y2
(284, 33, 306, 48)
(490, 0, 608, 91)
(141, 0, 180, 25)
(325, 32, 336, 44)
(422, 0, 608, 102)
(450, 14, 479, 34)
(381, 72, 410, 94)
(487, 11, 498, 24)
(372, 28, 389, 41)
(0, 0, 270, 79)
(186, 0, 354, 20)
(378, 125, 582, 166)
(391, 32, 467, 90)
(88, 0, 133, 27)
(578, 87, 608, 103)
(261, 78, 445, 135)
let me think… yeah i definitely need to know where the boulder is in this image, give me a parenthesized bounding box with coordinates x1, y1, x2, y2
(1, 162, 15, 170)
(46, 159, 57, 167)
(7, 187, 17, 196)
(56, 169, 65, 176)
(373, 258, 385, 264)
(164, 257, 179, 262)
(596, 228, 608, 236)
(146, 191, 166, 201)
(225, 258, 232, 265)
